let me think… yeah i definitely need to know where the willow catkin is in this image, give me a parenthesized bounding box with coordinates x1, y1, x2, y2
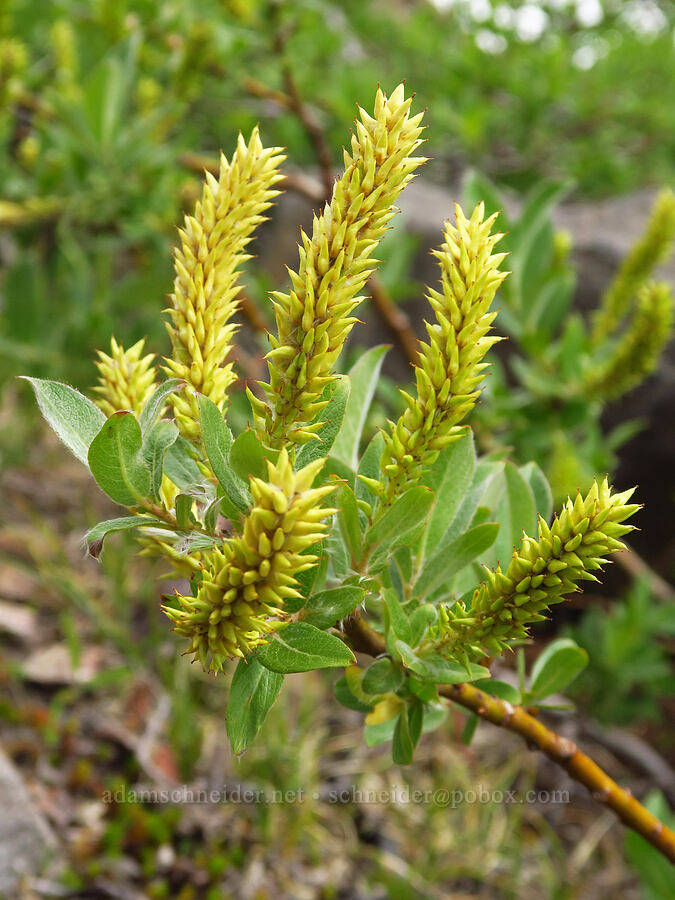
(591, 188, 675, 345)
(425, 478, 639, 666)
(585, 281, 674, 400)
(165, 127, 285, 442)
(378, 202, 507, 504)
(163, 450, 336, 672)
(250, 84, 426, 448)
(93, 336, 158, 418)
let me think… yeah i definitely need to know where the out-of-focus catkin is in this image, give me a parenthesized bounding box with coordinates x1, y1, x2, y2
(93, 337, 158, 418)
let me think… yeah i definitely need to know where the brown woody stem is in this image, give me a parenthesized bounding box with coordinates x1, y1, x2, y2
(343, 614, 675, 863)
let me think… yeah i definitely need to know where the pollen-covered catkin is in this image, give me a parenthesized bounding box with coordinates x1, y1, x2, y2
(93, 337, 158, 418)
(250, 84, 426, 448)
(425, 478, 639, 665)
(165, 128, 285, 442)
(163, 451, 336, 672)
(379, 202, 507, 503)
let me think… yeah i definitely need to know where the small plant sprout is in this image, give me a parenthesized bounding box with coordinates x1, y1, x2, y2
(23, 85, 675, 864)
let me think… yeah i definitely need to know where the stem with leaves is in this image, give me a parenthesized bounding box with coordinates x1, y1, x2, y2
(343, 614, 675, 864)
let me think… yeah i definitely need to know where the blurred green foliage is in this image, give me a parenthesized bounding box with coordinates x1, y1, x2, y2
(566, 579, 675, 726)
(1, 0, 674, 390)
(464, 172, 674, 502)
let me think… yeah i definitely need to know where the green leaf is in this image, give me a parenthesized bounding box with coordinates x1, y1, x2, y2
(382, 588, 412, 655)
(362, 658, 404, 695)
(138, 378, 184, 435)
(519, 461, 553, 523)
(85, 515, 164, 557)
(364, 486, 433, 552)
(225, 658, 283, 755)
(463, 169, 508, 230)
(255, 623, 355, 673)
(421, 429, 476, 559)
(409, 604, 437, 646)
(142, 420, 178, 500)
(625, 790, 675, 900)
(392, 710, 414, 764)
(408, 700, 424, 747)
(395, 641, 489, 684)
(22, 377, 105, 466)
(365, 702, 446, 747)
(474, 679, 522, 704)
(414, 522, 499, 598)
(461, 713, 479, 746)
(337, 485, 361, 563)
(356, 432, 385, 504)
(331, 346, 389, 468)
(230, 429, 270, 483)
(365, 718, 398, 747)
(88, 412, 151, 506)
(199, 396, 249, 514)
(334, 675, 373, 713)
(295, 376, 350, 469)
(164, 436, 209, 492)
(300, 586, 364, 630)
(527, 638, 588, 702)
(440, 460, 503, 545)
(491, 462, 536, 569)
(527, 272, 575, 336)
(175, 493, 197, 529)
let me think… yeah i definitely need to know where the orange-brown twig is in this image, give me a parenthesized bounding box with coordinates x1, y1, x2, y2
(343, 614, 675, 864)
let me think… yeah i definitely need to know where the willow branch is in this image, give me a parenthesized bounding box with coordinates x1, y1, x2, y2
(342, 614, 675, 863)
(367, 273, 420, 367)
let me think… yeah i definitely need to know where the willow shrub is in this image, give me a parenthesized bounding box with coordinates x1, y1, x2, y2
(24, 85, 639, 763)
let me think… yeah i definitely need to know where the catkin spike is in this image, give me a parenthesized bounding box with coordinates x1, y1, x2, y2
(252, 84, 427, 448)
(584, 282, 674, 400)
(591, 188, 675, 345)
(93, 336, 158, 418)
(380, 202, 508, 503)
(163, 450, 336, 672)
(164, 127, 285, 442)
(425, 477, 639, 663)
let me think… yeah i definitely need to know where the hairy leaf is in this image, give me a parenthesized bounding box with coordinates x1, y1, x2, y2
(300, 586, 364, 630)
(255, 623, 355, 673)
(22, 377, 105, 466)
(88, 412, 151, 506)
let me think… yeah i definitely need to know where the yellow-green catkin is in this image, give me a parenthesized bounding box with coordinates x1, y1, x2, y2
(163, 450, 336, 672)
(426, 478, 639, 665)
(379, 202, 507, 503)
(164, 128, 285, 443)
(585, 282, 674, 400)
(50, 19, 78, 85)
(93, 336, 158, 418)
(249, 84, 426, 448)
(0, 37, 27, 103)
(591, 188, 675, 345)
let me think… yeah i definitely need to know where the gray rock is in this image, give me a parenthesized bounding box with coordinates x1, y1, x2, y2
(0, 748, 57, 895)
